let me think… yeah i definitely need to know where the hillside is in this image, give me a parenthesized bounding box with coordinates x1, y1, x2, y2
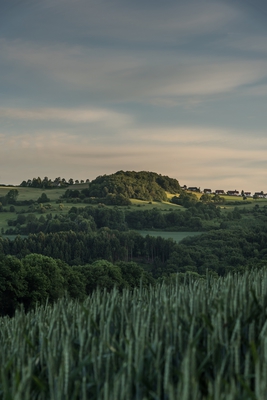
(79, 170, 181, 202)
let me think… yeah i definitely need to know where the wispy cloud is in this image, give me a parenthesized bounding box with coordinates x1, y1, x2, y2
(227, 35, 267, 55)
(2, 38, 267, 106)
(0, 107, 132, 127)
(1, 0, 239, 46)
(73, 0, 239, 44)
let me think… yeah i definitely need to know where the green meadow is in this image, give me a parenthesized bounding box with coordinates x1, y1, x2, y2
(0, 186, 64, 201)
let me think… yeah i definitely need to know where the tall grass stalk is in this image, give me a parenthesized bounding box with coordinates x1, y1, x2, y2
(1, 268, 267, 398)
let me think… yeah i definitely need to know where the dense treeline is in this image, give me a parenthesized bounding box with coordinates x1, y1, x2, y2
(0, 253, 153, 316)
(125, 202, 221, 229)
(2, 225, 267, 277)
(62, 189, 132, 206)
(0, 230, 175, 266)
(19, 176, 90, 188)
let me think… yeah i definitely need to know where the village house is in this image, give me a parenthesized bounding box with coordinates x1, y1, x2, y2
(181, 186, 266, 198)
(254, 191, 267, 198)
(227, 190, 239, 196)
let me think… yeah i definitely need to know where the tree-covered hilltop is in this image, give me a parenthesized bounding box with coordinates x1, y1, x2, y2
(82, 170, 181, 202)
(18, 171, 181, 202)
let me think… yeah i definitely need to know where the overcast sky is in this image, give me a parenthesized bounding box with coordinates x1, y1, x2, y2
(1, 0, 267, 192)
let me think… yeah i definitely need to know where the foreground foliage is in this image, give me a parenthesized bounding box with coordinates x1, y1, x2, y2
(1, 269, 267, 399)
(0, 254, 153, 316)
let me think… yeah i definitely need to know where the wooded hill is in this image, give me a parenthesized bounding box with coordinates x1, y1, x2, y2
(63, 170, 181, 203)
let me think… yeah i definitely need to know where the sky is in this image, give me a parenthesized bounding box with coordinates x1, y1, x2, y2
(1, 0, 267, 192)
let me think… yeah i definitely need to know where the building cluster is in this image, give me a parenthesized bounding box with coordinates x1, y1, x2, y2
(181, 185, 267, 198)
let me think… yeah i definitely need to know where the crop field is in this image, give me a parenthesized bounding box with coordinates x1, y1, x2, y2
(1, 268, 267, 399)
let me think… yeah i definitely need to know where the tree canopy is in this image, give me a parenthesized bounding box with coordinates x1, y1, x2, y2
(83, 170, 180, 202)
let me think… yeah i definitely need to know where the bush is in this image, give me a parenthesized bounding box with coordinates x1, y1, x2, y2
(37, 193, 50, 203)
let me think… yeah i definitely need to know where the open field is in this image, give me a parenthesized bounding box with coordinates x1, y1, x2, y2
(129, 198, 183, 211)
(165, 191, 180, 199)
(0, 186, 65, 201)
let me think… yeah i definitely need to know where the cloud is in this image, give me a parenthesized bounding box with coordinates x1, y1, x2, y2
(1, 38, 267, 106)
(74, 0, 238, 44)
(124, 125, 267, 149)
(227, 35, 267, 55)
(0, 107, 133, 127)
(1, 0, 240, 45)
(241, 84, 267, 97)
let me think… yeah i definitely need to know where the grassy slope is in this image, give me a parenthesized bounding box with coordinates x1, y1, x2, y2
(0, 186, 64, 201)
